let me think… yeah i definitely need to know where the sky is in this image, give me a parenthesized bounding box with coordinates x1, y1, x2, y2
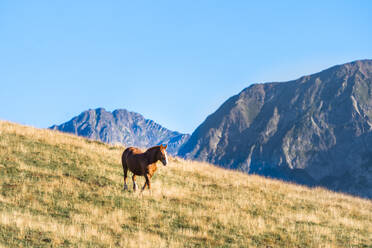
(1, 1, 372, 134)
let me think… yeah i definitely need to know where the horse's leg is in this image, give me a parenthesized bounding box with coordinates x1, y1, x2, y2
(132, 175, 138, 192)
(123, 164, 128, 191)
(142, 174, 151, 191)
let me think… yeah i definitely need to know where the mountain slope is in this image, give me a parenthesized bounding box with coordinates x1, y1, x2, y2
(1, 121, 371, 247)
(50, 108, 189, 155)
(179, 59, 372, 198)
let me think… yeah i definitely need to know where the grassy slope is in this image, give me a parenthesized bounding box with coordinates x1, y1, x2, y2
(0, 121, 371, 248)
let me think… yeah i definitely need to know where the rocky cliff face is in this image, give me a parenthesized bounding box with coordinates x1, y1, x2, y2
(50, 108, 189, 155)
(179, 60, 372, 198)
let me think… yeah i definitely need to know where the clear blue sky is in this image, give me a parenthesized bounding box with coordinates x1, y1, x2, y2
(1, 1, 371, 133)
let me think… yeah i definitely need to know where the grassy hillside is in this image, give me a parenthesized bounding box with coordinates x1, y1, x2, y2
(0, 121, 371, 247)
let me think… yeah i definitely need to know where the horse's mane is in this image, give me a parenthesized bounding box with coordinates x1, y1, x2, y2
(145, 146, 160, 153)
(144, 146, 161, 161)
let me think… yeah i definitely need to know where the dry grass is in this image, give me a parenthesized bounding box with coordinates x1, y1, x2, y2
(0, 120, 371, 247)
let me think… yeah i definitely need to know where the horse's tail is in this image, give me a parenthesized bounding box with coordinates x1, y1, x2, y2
(122, 148, 130, 190)
(122, 148, 130, 170)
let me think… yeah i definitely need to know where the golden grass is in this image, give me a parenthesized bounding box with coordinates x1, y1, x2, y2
(0, 120, 371, 247)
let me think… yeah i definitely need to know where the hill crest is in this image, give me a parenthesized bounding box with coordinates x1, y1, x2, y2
(0, 120, 371, 247)
(0, 121, 372, 247)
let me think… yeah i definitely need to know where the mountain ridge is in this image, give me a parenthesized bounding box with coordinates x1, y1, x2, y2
(179, 59, 372, 198)
(50, 108, 189, 155)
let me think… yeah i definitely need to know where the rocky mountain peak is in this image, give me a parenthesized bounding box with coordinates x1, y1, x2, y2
(179, 59, 372, 198)
(50, 108, 189, 155)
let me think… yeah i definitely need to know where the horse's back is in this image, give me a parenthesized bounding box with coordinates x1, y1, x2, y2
(122, 147, 146, 175)
(123, 147, 142, 157)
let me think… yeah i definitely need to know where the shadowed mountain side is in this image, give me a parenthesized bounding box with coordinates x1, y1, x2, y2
(179, 59, 372, 198)
(50, 108, 190, 155)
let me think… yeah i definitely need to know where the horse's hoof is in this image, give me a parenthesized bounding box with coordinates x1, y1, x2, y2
(124, 184, 128, 191)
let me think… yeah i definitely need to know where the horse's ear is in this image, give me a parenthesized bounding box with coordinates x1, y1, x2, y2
(164, 144, 167, 149)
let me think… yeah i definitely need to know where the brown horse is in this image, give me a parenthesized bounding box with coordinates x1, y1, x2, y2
(122, 144, 168, 192)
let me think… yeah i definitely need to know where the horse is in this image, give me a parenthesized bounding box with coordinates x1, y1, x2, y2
(121, 144, 168, 192)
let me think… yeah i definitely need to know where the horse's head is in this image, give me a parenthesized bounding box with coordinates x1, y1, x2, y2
(158, 144, 168, 166)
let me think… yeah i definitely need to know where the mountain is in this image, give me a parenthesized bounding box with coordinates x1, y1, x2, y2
(1, 121, 371, 247)
(179, 59, 372, 198)
(50, 108, 189, 155)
